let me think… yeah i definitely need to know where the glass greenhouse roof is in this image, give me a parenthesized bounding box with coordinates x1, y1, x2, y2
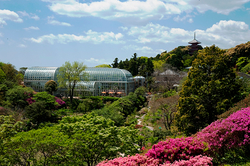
(83, 67, 134, 82)
(24, 67, 134, 83)
(24, 66, 60, 81)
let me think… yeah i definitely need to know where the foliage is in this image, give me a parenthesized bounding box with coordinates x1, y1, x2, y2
(218, 94, 250, 119)
(176, 45, 243, 135)
(97, 154, 160, 166)
(145, 137, 208, 164)
(81, 96, 118, 104)
(112, 55, 154, 77)
(57, 61, 88, 104)
(63, 98, 82, 110)
(163, 89, 177, 98)
(241, 63, 250, 74)
(0, 62, 20, 84)
(5, 86, 34, 110)
(58, 113, 140, 166)
(95, 64, 111, 68)
(0, 69, 6, 84)
(3, 127, 70, 166)
(33, 91, 59, 110)
(196, 107, 250, 164)
(55, 97, 66, 109)
(149, 95, 179, 130)
(94, 107, 125, 126)
(236, 57, 250, 71)
(25, 101, 58, 125)
(225, 41, 250, 67)
(45, 80, 58, 95)
(0, 115, 24, 140)
(162, 155, 213, 166)
(77, 98, 93, 113)
(55, 108, 74, 116)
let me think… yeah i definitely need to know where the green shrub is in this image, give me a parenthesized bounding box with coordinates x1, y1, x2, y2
(25, 101, 58, 125)
(77, 99, 93, 113)
(63, 98, 82, 110)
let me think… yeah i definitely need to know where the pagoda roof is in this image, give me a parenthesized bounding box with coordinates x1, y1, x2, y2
(188, 39, 201, 44)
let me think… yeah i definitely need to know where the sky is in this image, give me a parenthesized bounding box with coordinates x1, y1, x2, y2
(1, 0, 250, 70)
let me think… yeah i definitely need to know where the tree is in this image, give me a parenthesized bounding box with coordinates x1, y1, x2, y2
(57, 61, 88, 104)
(176, 45, 243, 135)
(3, 126, 70, 166)
(25, 101, 58, 125)
(150, 95, 179, 130)
(45, 80, 58, 95)
(6, 86, 34, 110)
(95, 64, 111, 68)
(33, 92, 59, 110)
(58, 113, 140, 166)
(112, 58, 119, 68)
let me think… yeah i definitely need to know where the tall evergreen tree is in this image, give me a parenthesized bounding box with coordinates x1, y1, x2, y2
(176, 45, 243, 135)
(112, 58, 119, 68)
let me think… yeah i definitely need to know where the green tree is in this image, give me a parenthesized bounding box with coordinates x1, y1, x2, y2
(58, 113, 139, 166)
(57, 61, 88, 104)
(33, 91, 58, 110)
(95, 64, 111, 68)
(3, 126, 70, 166)
(176, 45, 243, 135)
(25, 101, 58, 125)
(6, 86, 34, 110)
(45, 80, 58, 95)
(0, 69, 6, 84)
(19, 67, 27, 75)
(112, 58, 119, 68)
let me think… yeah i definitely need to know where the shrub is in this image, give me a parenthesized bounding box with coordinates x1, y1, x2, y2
(25, 101, 58, 125)
(218, 94, 250, 119)
(146, 137, 208, 164)
(196, 107, 250, 162)
(77, 98, 93, 113)
(162, 155, 213, 166)
(97, 154, 160, 166)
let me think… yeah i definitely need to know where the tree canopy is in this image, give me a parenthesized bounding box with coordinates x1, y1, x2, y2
(176, 45, 243, 135)
(57, 61, 88, 104)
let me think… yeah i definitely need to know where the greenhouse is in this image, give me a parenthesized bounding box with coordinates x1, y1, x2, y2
(24, 67, 135, 96)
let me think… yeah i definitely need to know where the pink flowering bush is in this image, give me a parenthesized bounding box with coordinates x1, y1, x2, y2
(145, 137, 208, 164)
(97, 154, 160, 166)
(55, 97, 66, 108)
(26, 97, 36, 105)
(196, 107, 250, 150)
(196, 107, 250, 163)
(162, 155, 213, 166)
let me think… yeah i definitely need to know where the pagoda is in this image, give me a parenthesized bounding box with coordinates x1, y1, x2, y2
(188, 32, 201, 55)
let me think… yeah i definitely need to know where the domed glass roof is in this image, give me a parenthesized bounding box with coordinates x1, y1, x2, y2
(24, 67, 134, 83)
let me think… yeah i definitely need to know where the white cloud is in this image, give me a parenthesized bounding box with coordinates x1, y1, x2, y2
(187, 0, 250, 15)
(123, 45, 154, 54)
(84, 58, 111, 66)
(42, 0, 182, 25)
(18, 44, 27, 48)
(48, 16, 71, 26)
(0, 9, 23, 27)
(29, 30, 124, 44)
(41, 0, 250, 24)
(24, 26, 40, 30)
(173, 14, 193, 23)
(18, 11, 40, 20)
(125, 20, 250, 49)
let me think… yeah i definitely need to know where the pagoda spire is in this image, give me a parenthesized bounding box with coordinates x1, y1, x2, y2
(188, 32, 201, 55)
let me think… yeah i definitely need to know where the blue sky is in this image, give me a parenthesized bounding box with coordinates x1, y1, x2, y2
(1, 0, 250, 70)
